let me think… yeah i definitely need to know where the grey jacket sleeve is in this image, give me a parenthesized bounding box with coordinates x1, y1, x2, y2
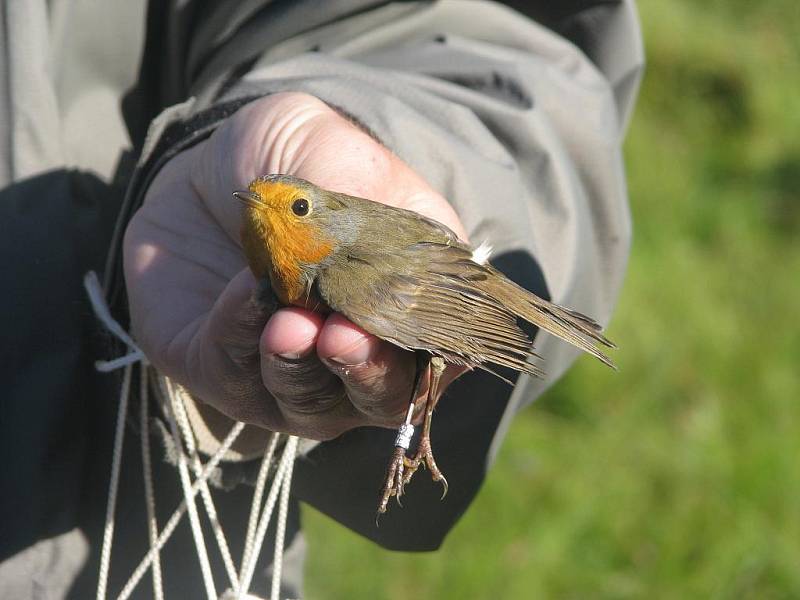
(120, 0, 643, 549)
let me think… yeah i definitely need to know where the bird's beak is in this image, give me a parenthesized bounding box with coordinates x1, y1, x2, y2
(232, 190, 261, 208)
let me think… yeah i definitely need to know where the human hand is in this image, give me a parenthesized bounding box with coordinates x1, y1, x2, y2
(123, 92, 467, 440)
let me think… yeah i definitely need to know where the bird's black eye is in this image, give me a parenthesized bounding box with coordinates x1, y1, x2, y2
(291, 198, 310, 216)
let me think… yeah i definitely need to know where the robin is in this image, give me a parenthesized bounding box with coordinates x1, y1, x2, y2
(233, 174, 615, 515)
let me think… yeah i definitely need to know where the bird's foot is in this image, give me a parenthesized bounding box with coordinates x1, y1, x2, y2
(377, 447, 411, 515)
(402, 435, 448, 500)
(377, 421, 417, 514)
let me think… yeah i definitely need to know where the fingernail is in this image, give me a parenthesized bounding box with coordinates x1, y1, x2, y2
(272, 336, 317, 361)
(329, 338, 373, 366)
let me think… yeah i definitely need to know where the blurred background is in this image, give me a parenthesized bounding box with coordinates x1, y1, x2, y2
(302, 1, 800, 597)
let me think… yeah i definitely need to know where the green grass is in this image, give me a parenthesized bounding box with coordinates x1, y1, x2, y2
(303, 2, 800, 597)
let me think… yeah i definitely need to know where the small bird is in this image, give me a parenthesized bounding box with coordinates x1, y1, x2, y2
(233, 174, 615, 515)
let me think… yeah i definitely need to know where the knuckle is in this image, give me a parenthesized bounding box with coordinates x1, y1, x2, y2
(275, 400, 359, 442)
(331, 357, 414, 423)
(262, 355, 347, 416)
(346, 374, 411, 424)
(273, 386, 348, 417)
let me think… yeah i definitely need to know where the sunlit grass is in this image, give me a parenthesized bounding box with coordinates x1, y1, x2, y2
(303, 1, 800, 597)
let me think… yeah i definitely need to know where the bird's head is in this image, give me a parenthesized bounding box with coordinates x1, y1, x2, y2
(233, 174, 356, 288)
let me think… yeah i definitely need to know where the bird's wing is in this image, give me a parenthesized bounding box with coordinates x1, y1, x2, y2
(317, 242, 545, 378)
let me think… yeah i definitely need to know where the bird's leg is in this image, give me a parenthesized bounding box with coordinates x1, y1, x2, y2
(377, 353, 430, 515)
(402, 356, 448, 499)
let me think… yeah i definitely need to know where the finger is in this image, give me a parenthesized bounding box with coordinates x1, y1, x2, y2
(260, 308, 359, 439)
(260, 306, 323, 359)
(204, 269, 271, 358)
(316, 313, 424, 427)
(170, 268, 284, 428)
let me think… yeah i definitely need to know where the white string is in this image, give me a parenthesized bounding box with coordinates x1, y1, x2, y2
(117, 422, 246, 600)
(238, 436, 299, 597)
(83, 271, 147, 372)
(96, 351, 146, 372)
(164, 383, 218, 600)
(164, 378, 240, 590)
(85, 270, 149, 600)
(85, 271, 298, 600)
(96, 362, 133, 600)
(270, 441, 296, 600)
(140, 367, 164, 600)
(241, 434, 281, 577)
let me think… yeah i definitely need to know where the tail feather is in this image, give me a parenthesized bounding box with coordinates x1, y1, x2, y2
(487, 277, 617, 369)
(541, 302, 617, 350)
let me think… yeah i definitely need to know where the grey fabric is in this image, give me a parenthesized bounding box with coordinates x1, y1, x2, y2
(0, 0, 146, 183)
(0, 0, 642, 597)
(206, 0, 642, 547)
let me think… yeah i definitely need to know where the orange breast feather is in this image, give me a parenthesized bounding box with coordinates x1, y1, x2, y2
(261, 215, 333, 306)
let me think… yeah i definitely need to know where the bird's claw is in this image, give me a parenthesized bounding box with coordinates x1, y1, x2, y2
(376, 436, 449, 517)
(377, 446, 408, 515)
(402, 436, 448, 500)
